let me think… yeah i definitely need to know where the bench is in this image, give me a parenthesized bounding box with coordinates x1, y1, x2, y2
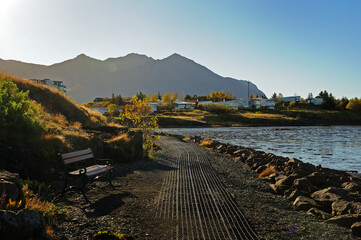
(59, 148, 114, 203)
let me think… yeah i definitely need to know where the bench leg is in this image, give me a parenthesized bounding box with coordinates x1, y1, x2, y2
(108, 170, 115, 190)
(61, 176, 68, 194)
(81, 177, 91, 203)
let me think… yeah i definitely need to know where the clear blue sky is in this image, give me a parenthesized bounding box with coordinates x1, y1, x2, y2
(1, 0, 360, 99)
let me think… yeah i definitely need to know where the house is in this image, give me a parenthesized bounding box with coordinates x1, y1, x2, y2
(30, 78, 67, 92)
(307, 98, 323, 105)
(261, 99, 276, 109)
(277, 96, 301, 103)
(174, 100, 195, 110)
(147, 102, 158, 112)
(238, 99, 250, 109)
(249, 99, 262, 109)
(94, 98, 106, 102)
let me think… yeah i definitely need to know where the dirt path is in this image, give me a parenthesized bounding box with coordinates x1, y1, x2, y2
(156, 139, 259, 240)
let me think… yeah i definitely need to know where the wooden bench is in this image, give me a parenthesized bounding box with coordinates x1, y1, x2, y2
(59, 148, 114, 203)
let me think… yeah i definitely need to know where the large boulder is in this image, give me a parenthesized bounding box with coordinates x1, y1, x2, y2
(351, 222, 361, 237)
(0, 170, 25, 204)
(342, 182, 361, 193)
(293, 196, 318, 211)
(0, 209, 48, 240)
(311, 187, 350, 212)
(293, 177, 318, 193)
(325, 214, 361, 228)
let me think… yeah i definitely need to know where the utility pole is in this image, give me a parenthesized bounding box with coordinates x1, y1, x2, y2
(248, 81, 250, 99)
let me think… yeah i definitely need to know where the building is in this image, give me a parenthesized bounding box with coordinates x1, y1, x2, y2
(30, 78, 67, 92)
(261, 99, 276, 109)
(307, 98, 323, 105)
(93, 98, 106, 102)
(276, 96, 301, 103)
(147, 102, 158, 112)
(174, 100, 196, 110)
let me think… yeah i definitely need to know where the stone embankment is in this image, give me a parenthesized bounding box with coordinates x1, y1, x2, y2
(176, 135, 361, 237)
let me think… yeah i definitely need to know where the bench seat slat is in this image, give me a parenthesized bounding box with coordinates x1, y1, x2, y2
(63, 153, 94, 164)
(62, 148, 92, 160)
(69, 165, 113, 176)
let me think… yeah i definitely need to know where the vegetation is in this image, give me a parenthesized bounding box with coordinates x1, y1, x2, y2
(197, 103, 233, 113)
(0, 78, 45, 141)
(119, 97, 159, 156)
(346, 98, 361, 112)
(258, 166, 277, 178)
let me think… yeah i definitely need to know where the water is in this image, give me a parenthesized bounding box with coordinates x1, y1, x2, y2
(160, 126, 361, 172)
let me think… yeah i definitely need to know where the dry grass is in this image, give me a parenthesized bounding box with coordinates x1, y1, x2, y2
(107, 133, 131, 144)
(258, 166, 278, 178)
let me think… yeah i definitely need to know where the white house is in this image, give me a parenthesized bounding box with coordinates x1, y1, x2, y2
(147, 102, 158, 112)
(238, 99, 250, 109)
(276, 96, 301, 103)
(261, 99, 276, 109)
(249, 99, 262, 109)
(174, 100, 195, 110)
(307, 98, 323, 105)
(30, 78, 67, 92)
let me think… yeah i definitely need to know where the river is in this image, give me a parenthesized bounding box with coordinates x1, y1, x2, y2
(160, 126, 361, 172)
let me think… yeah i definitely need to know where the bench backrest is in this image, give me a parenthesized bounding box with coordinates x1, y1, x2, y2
(60, 148, 93, 165)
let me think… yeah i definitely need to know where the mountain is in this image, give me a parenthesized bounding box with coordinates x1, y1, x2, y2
(0, 53, 265, 103)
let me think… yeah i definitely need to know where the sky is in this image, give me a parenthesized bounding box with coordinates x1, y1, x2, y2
(1, 0, 360, 99)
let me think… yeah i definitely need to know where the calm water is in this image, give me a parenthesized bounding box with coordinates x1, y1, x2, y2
(160, 126, 361, 172)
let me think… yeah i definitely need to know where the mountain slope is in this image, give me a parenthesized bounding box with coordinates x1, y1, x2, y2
(0, 53, 264, 103)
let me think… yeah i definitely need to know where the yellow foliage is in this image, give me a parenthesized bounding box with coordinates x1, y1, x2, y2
(161, 91, 171, 103)
(119, 97, 159, 156)
(200, 139, 214, 146)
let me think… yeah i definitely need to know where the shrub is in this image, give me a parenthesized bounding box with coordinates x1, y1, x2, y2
(258, 166, 277, 178)
(200, 139, 214, 146)
(0, 77, 45, 140)
(289, 101, 297, 108)
(197, 103, 232, 113)
(346, 98, 361, 112)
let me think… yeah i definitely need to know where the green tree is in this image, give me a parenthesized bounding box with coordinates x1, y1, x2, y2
(136, 91, 146, 100)
(317, 90, 336, 109)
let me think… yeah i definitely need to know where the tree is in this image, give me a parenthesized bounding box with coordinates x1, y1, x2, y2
(317, 90, 336, 109)
(157, 92, 162, 100)
(110, 93, 124, 105)
(339, 97, 349, 109)
(185, 94, 192, 101)
(346, 99, 361, 112)
(136, 91, 146, 100)
(162, 91, 171, 103)
(277, 93, 283, 98)
(119, 97, 159, 156)
(149, 92, 158, 102)
(307, 93, 313, 100)
(272, 93, 277, 100)
(171, 91, 178, 101)
(107, 103, 118, 114)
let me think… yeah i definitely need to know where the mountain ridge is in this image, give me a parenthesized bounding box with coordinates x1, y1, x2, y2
(0, 53, 265, 103)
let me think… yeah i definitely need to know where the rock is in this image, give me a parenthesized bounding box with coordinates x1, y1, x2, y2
(255, 165, 268, 174)
(286, 189, 308, 202)
(307, 172, 327, 187)
(351, 222, 361, 237)
(311, 187, 350, 212)
(293, 196, 318, 211)
(0, 209, 48, 240)
(276, 173, 299, 186)
(325, 214, 361, 228)
(332, 200, 352, 216)
(306, 207, 332, 220)
(342, 182, 361, 193)
(293, 177, 318, 193)
(0, 170, 25, 204)
(297, 161, 316, 173)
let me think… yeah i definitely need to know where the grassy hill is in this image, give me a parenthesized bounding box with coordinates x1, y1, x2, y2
(0, 73, 134, 180)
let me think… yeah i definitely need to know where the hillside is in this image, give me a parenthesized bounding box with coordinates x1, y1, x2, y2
(0, 53, 264, 103)
(0, 73, 139, 181)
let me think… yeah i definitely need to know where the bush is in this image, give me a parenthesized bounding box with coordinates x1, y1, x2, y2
(0, 78, 44, 140)
(197, 103, 232, 113)
(346, 99, 361, 112)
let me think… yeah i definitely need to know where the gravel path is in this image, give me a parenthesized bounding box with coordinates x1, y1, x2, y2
(55, 136, 357, 239)
(156, 139, 259, 240)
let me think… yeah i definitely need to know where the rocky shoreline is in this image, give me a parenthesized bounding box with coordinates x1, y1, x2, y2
(168, 134, 361, 237)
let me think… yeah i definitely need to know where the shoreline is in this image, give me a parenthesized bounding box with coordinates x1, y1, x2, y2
(160, 133, 361, 237)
